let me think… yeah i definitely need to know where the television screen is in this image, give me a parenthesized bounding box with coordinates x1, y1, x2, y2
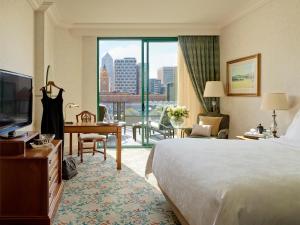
(0, 69, 32, 135)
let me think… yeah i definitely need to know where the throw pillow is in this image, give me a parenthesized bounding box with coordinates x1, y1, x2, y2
(191, 124, 212, 137)
(198, 116, 222, 136)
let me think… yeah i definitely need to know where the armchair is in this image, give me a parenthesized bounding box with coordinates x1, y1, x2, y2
(185, 112, 230, 139)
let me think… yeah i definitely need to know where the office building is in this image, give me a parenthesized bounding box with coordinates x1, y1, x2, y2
(149, 79, 162, 94)
(157, 66, 177, 85)
(114, 58, 137, 94)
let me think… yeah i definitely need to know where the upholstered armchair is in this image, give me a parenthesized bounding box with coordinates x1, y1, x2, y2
(185, 113, 230, 139)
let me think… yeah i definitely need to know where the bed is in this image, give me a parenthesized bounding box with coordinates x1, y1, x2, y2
(146, 112, 300, 225)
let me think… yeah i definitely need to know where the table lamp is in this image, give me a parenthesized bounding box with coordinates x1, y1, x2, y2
(203, 81, 225, 113)
(260, 93, 289, 137)
(64, 103, 79, 124)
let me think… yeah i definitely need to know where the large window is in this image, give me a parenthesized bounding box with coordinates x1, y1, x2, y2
(98, 38, 178, 147)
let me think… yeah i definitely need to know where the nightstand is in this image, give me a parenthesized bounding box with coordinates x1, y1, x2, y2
(236, 135, 259, 140)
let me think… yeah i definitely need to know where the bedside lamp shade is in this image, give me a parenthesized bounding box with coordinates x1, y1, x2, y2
(260, 93, 289, 138)
(203, 81, 225, 97)
(261, 93, 289, 110)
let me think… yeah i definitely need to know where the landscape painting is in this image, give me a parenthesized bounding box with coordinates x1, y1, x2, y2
(227, 54, 260, 96)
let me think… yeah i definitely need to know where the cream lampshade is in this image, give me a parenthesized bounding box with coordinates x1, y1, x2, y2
(203, 81, 225, 112)
(261, 93, 289, 137)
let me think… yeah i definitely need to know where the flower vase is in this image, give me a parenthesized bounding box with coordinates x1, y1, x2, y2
(170, 117, 184, 128)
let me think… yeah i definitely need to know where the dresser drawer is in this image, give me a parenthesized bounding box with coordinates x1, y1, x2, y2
(49, 174, 58, 206)
(48, 149, 58, 171)
(49, 161, 58, 187)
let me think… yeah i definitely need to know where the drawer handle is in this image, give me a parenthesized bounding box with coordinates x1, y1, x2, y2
(49, 176, 52, 181)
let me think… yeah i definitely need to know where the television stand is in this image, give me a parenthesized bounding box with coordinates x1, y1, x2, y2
(0, 132, 64, 225)
(0, 130, 28, 139)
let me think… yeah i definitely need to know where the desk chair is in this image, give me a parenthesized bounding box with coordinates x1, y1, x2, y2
(76, 111, 107, 162)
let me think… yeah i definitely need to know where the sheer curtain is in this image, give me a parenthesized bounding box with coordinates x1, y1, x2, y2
(177, 45, 204, 127)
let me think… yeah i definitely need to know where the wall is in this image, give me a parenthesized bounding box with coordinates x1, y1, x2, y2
(220, 0, 300, 137)
(0, 0, 35, 130)
(44, 12, 56, 75)
(53, 27, 82, 148)
(34, 11, 57, 130)
(82, 37, 97, 113)
(0, 0, 58, 132)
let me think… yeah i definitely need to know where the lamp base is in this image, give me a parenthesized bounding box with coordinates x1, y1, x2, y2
(272, 130, 279, 138)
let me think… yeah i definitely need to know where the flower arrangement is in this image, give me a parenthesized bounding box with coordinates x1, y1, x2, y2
(167, 106, 189, 122)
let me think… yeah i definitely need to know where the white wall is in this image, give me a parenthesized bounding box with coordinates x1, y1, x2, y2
(53, 27, 82, 148)
(82, 37, 97, 113)
(0, 0, 59, 133)
(0, 0, 34, 130)
(34, 11, 57, 131)
(53, 27, 82, 119)
(44, 13, 56, 76)
(0, 0, 34, 75)
(220, 0, 300, 137)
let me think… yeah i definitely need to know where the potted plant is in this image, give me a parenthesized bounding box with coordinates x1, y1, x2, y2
(167, 106, 189, 128)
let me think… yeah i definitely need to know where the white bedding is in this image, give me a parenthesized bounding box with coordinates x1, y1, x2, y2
(146, 138, 300, 225)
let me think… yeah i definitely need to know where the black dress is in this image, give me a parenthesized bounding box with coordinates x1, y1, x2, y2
(41, 87, 64, 142)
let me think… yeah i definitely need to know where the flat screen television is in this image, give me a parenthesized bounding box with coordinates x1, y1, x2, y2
(0, 69, 32, 138)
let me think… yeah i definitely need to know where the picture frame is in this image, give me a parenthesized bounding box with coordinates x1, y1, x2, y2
(226, 54, 261, 96)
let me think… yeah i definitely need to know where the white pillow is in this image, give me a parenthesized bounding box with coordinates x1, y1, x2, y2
(284, 110, 300, 140)
(191, 124, 212, 137)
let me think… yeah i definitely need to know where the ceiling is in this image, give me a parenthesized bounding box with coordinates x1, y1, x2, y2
(51, 0, 268, 27)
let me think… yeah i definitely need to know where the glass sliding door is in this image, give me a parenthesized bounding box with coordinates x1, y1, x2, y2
(141, 38, 178, 145)
(97, 37, 178, 147)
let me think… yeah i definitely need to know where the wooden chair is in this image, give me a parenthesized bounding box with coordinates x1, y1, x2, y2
(76, 111, 107, 162)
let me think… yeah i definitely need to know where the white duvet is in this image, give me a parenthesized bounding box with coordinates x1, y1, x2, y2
(146, 138, 300, 225)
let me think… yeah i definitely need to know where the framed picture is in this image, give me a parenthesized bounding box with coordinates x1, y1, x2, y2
(226, 54, 261, 96)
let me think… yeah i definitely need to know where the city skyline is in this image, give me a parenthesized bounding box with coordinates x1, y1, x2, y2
(100, 55, 176, 97)
(98, 40, 177, 79)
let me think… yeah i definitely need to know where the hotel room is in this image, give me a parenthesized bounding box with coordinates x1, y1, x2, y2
(0, 0, 300, 224)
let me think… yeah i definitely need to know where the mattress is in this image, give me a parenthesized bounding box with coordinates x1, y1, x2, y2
(146, 138, 300, 225)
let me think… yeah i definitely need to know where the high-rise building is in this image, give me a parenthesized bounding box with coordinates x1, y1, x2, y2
(136, 63, 148, 95)
(101, 53, 114, 91)
(100, 66, 109, 92)
(157, 66, 177, 85)
(114, 58, 137, 94)
(167, 83, 175, 101)
(149, 79, 161, 94)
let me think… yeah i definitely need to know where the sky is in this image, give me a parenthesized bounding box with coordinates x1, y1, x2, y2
(98, 40, 177, 78)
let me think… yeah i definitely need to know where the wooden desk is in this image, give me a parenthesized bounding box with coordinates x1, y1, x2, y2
(64, 123, 122, 170)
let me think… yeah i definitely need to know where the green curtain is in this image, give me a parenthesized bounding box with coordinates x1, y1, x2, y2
(178, 36, 220, 112)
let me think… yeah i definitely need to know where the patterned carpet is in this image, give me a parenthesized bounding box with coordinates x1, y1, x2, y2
(53, 149, 180, 225)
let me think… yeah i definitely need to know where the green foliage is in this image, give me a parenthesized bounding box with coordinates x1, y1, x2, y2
(167, 106, 189, 121)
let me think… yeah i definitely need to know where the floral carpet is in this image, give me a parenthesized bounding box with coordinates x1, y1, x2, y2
(53, 151, 180, 225)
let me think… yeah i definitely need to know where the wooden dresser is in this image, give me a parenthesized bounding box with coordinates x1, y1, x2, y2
(0, 132, 64, 225)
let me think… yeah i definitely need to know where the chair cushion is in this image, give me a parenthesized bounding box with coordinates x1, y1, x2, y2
(79, 133, 106, 140)
(198, 116, 222, 136)
(191, 124, 212, 137)
(150, 121, 160, 129)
